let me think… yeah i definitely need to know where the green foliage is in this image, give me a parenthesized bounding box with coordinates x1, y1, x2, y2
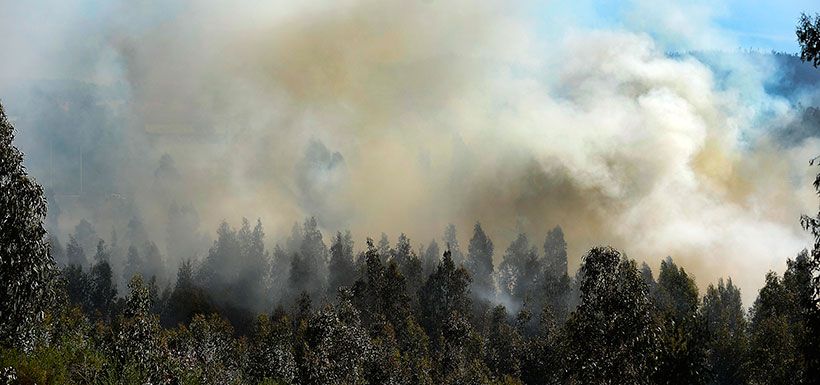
(467, 222, 495, 299)
(565, 246, 659, 384)
(797, 13, 820, 67)
(484, 306, 523, 380)
(653, 258, 707, 385)
(246, 314, 297, 384)
(328, 230, 356, 295)
(418, 250, 472, 345)
(0, 102, 58, 350)
(2, 94, 819, 384)
(701, 278, 749, 385)
(542, 226, 567, 277)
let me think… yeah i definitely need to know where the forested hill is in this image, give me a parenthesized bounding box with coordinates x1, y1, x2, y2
(2, 95, 820, 384)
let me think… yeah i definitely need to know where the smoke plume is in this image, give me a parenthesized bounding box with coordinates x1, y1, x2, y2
(1, 0, 819, 304)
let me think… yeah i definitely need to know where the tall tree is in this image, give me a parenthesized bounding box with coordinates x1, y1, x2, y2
(700, 278, 749, 385)
(797, 155, 820, 380)
(422, 239, 440, 278)
(142, 240, 165, 283)
(235, 218, 268, 311)
(0, 102, 57, 349)
(246, 313, 297, 384)
(298, 298, 371, 385)
(73, 219, 97, 262)
(653, 257, 707, 385)
(565, 246, 659, 384)
(395, 233, 424, 295)
(497, 233, 541, 305)
(377, 232, 391, 263)
(328, 230, 356, 295)
(484, 305, 523, 381)
(198, 221, 240, 297)
(782, 249, 815, 383)
(299, 217, 328, 295)
(351, 238, 412, 330)
(65, 234, 87, 267)
(443, 224, 464, 265)
(122, 244, 142, 283)
(88, 240, 117, 321)
(113, 275, 168, 383)
(797, 13, 820, 67)
(418, 249, 472, 346)
(748, 272, 805, 385)
(521, 305, 565, 385)
(466, 222, 495, 299)
(543, 226, 567, 277)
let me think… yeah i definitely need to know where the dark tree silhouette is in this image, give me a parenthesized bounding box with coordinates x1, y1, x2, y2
(0, 102, 57, 349)
(543, 226, 567, 276)
(565, 246, 659, 384)
(797, 13, 820, 67)
(466, 222, 495, 299)
(700, 278, 749, 385)
(328, 230, 356, 295)
(798, 155, 820, 381)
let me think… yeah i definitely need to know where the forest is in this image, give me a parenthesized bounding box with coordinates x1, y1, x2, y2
(3, 8, 820, 385)
(2, 99, 820, 384)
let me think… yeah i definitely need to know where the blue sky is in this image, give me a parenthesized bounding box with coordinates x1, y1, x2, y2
(713, 0, 817, 52)
(530, 0, 817, 53)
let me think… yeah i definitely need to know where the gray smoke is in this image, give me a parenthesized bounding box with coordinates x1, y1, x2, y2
(1, 0, 819, 304)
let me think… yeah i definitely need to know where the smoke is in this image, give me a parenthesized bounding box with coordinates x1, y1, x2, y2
(1, 0, 818, 304)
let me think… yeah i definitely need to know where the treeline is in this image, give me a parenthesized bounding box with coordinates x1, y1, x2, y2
(3, 108, 820, 385)
(6, 219, 820, 385)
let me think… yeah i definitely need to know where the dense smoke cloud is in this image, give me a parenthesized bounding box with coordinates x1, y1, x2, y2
(1, 0, 819, 304)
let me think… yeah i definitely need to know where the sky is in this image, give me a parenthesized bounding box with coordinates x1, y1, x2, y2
(530, 0, 816, 52)
(1, 0, 819, 307)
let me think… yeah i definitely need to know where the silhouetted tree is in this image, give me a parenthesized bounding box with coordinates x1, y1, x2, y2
(328, 230, 356, 295)
(748, 272, 805, 384)
(654, 257, 707, 385)
(484, 305, 523, 380)
(122, 244, 142, 283)
(565, 246, 659, 384)
(198, 221, 240, 298)
(65, 234, 87, 267)
(377, 232, 391, 264)
(246, 313, 297, 384)
(299, 300, 371, 385)
(443, 224, 464, 265)
(498, 233, 541, 306)
(88, 240, 117, 321)
(166, 202, 205, 262)
(418, 250, 472, 347)
(797, 156, 820, 381)
(294, 217, 328, 300)
(0, 101, 57, 349)
(797, 13, 820, 67)
(700, 278, 749, 385)
(467, 222, 495, 300)
(395, 233, 424, 296)
(543, 226, 567, 276)
(113, 275, 168, 382)
(235, 218, 269, 311)
(352, 238, 412, 330)
(422, 239, 440, 278)
(73, 219, 98, 263)
(521, 305, 565, 385)
(162, 259, 217, 327)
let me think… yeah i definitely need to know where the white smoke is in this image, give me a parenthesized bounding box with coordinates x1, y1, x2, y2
(0, 0, 817, 304)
